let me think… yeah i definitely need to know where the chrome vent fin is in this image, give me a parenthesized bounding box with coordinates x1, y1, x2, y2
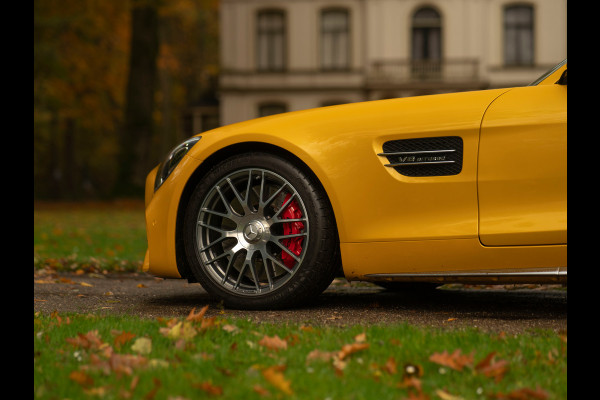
(378, 136, 463, 177)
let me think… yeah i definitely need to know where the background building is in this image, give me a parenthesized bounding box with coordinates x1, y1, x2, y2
(218, 0, 567, 126)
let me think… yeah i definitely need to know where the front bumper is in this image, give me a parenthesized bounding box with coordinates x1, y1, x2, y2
(143, 155, 204, 278)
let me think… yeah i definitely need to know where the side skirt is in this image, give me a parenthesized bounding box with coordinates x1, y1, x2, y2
(365, 267, 566, 284)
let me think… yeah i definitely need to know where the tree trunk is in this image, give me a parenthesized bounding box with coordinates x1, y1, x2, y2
(115, 1, 159, 197)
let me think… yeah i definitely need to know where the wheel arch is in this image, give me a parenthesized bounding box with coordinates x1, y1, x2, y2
(174, 141, 340, 281)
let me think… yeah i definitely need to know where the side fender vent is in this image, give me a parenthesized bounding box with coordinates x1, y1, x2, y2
(379, 136, 463, 177)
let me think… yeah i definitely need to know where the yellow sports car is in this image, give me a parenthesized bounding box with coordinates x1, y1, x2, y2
(144, 60, 566, 309)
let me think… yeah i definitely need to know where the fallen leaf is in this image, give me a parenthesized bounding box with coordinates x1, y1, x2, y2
(193, 381, 223, 396)
(258, 335, 288, 351)
(144, 377, 161, 400)
(384, 356, 397, 374)
(429, 349, 474, 371)
(131, 337, 152, 355)
(173, 339, 188, 350)
(253, 384, 270, 396)
(285, 333, 300, 346)
(299, 325, 314, 332)
(355, 332, 367, 343)
(94, 353, 147, 377)
(262, 365, 293, 395)
(492, 387, 549, 400)
(398, 367, 424, 393)
(200, 316, 217, 331)
(186, 305, 209, 322)
(69, 370, 94, 387)
(397, 376, 422, 391)
(217, 367, 234, 376)
(306, 349, 335, 363)
(222, 324, 239, 333)
(547, 349, 558, 364)
(66, 330, 106, 350)
(130, 375, 140, 391)
(477, 358, 509, 383)
(149, 359, 169, 369)
(338, 342, 369, 360)
(193, 352, 214, 361)
(136, 283, 146, 288)
(332, 356, 347, 375)
(80, 282, 93, 287)
(84, 386, 110, 396)
(160, 321, 197, 341)
(156, 317, 175, 326)
(113, 331, 136, 349)
(475, 351, 497, 370)
(436, 389, 464, 400)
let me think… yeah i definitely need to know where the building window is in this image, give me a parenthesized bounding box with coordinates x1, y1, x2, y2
(411, 7, 442, 80)
(321, 9, 350, 70)
(504, 4, 534, 66)
(258, 102, 287, 118)
(257, 10, 286, 71)
(412, 7, 442, 62)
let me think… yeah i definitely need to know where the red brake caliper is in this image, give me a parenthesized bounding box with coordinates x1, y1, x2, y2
(281, 193, 304, 268)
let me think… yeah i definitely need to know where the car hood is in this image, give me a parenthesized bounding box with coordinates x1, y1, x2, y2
(202, 88, 511, 138)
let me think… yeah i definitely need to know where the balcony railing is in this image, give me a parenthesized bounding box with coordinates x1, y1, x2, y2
(368, 58, 481, 86)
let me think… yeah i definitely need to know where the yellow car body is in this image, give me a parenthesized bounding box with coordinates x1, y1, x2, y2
(144, 60, 566, 307)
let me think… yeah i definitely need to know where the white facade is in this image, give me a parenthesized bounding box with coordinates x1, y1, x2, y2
(219, 0, 567, 125)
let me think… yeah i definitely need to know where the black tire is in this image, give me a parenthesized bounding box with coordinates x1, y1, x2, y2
(183, 152, 339, 309)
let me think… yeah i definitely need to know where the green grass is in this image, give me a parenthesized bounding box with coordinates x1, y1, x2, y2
(34, 312, 566, 400)
(34, 201, 147, 272)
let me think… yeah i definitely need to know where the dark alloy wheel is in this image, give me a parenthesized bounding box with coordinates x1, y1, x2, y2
(183, 152, 339, 309)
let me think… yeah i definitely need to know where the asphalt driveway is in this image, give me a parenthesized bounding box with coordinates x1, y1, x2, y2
(34, 270, 566, 334)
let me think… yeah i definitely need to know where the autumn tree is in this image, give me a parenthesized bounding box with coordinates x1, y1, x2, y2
(115, 0, 219, 196)
(34, 0, 219, 199)
(114, 0, 160, 197)
(34, 0, 130, 199)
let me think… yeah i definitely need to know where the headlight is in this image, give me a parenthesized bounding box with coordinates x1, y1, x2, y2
(154, 136, 201, 191)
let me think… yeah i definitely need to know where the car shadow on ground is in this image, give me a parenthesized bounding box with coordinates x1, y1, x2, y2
(142, 282, 566, 332)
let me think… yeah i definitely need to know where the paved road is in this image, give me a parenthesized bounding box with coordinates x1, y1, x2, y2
(34, 271, 566, 334)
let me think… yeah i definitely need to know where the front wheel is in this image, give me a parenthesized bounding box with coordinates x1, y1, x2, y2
(183, 152, 339, 309)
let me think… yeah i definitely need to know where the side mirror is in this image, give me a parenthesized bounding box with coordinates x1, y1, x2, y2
(556, 70, 567, 85)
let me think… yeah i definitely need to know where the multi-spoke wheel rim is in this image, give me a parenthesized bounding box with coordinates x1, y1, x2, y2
(194, 168, 309, 296)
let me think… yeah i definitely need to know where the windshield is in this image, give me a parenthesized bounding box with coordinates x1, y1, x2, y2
(529, 59, 567, 86)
